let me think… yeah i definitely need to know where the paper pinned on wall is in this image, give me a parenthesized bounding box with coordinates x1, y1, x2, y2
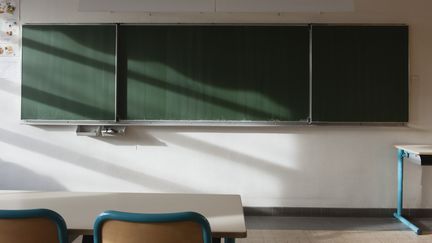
(79, 0, 354, 13)
(0, 20, 18, 41)
(216, 0, 355, 13)
(0, 43, 18, 57)
(0, 0, 18, 17)
(0, 0, 19, 58)
(79, 0, 215, 12)
(0, 58, 19, 82)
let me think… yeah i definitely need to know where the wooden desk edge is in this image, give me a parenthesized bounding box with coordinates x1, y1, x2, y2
(69, 229, 248, 238)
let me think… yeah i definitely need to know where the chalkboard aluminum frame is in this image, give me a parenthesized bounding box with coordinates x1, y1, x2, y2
(20, 23, 119, 125)
(19, 23, 408, 126)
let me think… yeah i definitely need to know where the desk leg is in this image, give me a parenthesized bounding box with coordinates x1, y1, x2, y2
(397, 149, 404, 216)
(225, 238, 235, 243)
(393, 149, 422, 235)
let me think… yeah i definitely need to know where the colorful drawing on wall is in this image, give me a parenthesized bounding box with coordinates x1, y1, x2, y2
(0, 0, 17, 16)
(0, 0, 19, 58)
(0, 20, 18, 39)
(0, 44, 17, 57)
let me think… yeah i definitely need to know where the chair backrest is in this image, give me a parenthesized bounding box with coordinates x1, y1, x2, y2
(0, 208, 68, 243)
(94, 211, 212, 243)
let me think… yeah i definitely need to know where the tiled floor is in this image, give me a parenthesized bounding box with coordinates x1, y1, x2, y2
(237, 230, 432, 243)
(237, 217, 432, 243)
(72, 216, 432, 243)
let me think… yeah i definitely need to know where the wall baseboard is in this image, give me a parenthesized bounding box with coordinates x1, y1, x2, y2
(244, 207, 432, 218)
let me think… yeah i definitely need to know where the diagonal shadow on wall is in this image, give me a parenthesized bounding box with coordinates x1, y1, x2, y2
(0, 158, 66, 190)
(155, 132, 296, 189)
(0, 128, 197, 193)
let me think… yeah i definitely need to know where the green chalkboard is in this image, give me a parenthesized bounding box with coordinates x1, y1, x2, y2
(21, 25, 116, 121)
(118, 25, 310, 122)
(312, 25, 409, 122)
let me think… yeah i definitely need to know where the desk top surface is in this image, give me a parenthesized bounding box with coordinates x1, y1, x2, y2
(395, 145, 432, 155)
(0, 191, 246, 238)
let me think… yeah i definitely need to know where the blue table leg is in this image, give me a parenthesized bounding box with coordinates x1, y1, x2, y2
(225, 238, 235, 243)
(393, 149, 422, 235)
(397, 149, 404, 216)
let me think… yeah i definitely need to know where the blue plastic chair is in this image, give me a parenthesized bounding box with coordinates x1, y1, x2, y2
(0, 208, 68, 243)
(94, 211, 212, 243)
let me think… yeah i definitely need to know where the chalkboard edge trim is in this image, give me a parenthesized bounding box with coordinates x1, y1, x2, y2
(21, 120, 407, 127)
(21, 120, 118, 126)
(22, 23, 408, 27)
(21, 120, 308, 126)
(310, 122, 407, 127)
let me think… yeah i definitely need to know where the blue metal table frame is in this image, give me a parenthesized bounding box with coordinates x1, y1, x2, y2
(393, 147, 432, 235)
(393, 149, 421, 234)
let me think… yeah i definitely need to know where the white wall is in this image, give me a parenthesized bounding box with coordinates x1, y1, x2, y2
(1, 0, 432, 208)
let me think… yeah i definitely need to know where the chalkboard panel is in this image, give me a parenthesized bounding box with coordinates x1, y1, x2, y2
(21, 25, 116, 121)
(118, 25, 310, 122)
(312, 25, 409, 122)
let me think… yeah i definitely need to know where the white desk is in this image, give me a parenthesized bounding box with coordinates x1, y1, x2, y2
(0, 192, 246, 241)
(395, 145, 432, 155)
(393, 145, 432, 235)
